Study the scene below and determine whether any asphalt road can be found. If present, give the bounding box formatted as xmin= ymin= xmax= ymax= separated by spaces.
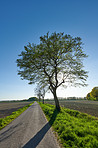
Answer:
xmin=0 ymin=102 xmax=60 ymax=148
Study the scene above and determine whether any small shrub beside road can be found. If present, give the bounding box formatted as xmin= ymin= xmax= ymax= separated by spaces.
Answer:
xmin=0 ymin=102 xmax=33 ymax=130
xmin=40 ymin=103 xmax=98 ymax=148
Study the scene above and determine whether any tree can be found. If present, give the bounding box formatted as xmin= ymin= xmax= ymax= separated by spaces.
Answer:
xmin=35 ymin=85 xmax=46 ymax=104
xmin=35 ymin=86 xmax=41 ymax=102
xmin=28 ymin=97 xmax=38 ymax=101
xmin=87 ymin=87 xmax=98 ymax=101
xmin=16 ymin=32 xmax=88 ymax=111
xmin=86 ymin=93 xmax=91 ymax=100
xmin=90 ymin=87 xmax=98 ymax=100
xmin=86 ymin=87 xmax=98 ymax=101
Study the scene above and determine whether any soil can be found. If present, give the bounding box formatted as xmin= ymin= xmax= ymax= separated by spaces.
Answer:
xmin=45 ymin=100 xmax=98 ymax=117
xmin=0 ymin=102 xmax=32 ymax=118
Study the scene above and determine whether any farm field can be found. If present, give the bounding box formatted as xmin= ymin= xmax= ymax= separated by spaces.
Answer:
xmin=0 ymin=101 xmax=32 ymax=118
xmin=45 ymin=100 xmax=98 ymax=117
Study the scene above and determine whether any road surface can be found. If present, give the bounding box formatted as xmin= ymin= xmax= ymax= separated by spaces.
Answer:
xmin=0 ymin=102 xmax=60 ymax=148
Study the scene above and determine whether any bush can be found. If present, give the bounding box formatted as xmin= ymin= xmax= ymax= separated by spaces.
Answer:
xmin=86 ymin=87 xmax=98 ymax=101
xmin=90 ymin=87 xmax=98 ymax=101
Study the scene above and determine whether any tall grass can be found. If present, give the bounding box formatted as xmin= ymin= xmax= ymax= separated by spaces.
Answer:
xmin=40 ymin=103 xmax=98 ymax=148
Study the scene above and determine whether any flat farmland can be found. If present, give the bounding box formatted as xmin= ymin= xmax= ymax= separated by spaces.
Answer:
xmin=0 ymin=102 xmax=32 ymax=118
xmin=45 ymin=100 xmax=98 ymax=117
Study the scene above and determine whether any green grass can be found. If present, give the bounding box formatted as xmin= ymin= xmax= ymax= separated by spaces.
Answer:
xmin=0 ymin=102 xmax=33 ymax=130
xmin=40 ymin=103 xmax=98 ymax=148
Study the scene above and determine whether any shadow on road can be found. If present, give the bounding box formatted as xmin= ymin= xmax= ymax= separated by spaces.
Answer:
xmin=22 ymin=109 xmax=59 ymax=148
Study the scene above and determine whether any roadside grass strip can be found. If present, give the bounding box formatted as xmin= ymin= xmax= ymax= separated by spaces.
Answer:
xmin=40 ymin=103 xmax=98 ymax=148
xmin=0 ymin=102 xmax=33 ymax=130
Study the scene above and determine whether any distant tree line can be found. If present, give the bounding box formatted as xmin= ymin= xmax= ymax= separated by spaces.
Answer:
xmin=58 ymin=97 xmax=86 ymax=100
xmin=40 ymin=97 xmax=86 ymax=102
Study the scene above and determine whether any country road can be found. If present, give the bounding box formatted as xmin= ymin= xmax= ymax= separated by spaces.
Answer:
xmin=0 ymin=102 xmax=60 ymax=148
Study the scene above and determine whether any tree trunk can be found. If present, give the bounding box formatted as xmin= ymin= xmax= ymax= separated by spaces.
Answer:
xmin=53 ymin=89 xmax=60 ymax=111
xmin=43 ymin=98 xmax=44 ymax=104
xmin=39 ymin=97 xmax=41 ymax=102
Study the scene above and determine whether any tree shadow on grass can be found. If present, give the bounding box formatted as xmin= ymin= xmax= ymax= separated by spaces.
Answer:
xmin=22 ymin=109 xmax=59 ymax=148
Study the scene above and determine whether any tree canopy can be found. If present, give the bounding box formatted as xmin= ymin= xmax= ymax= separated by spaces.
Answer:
xmin=16 ymin=32 xmax=88 ymax=110
xmin=28 ymin=97 xmax=38 ymax=101
xmin=87 ymin=87 xmax=98 ymax=101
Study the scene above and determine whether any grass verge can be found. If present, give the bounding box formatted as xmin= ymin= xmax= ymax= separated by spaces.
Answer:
xmin=39 ymin=103 xmax=98 ymax=148
xmin=0 ymin=102 xmax=33 ymax=130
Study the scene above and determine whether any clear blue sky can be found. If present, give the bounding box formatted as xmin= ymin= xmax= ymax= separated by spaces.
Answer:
xmin=0 ymin=0 xmax=98 ymax=100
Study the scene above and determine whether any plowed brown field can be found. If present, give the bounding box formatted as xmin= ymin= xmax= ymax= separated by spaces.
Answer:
xmin=0 ymin=102 xmax=31 ymax=118
xmin=45 ymin=100 xmax=98 ymax=117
